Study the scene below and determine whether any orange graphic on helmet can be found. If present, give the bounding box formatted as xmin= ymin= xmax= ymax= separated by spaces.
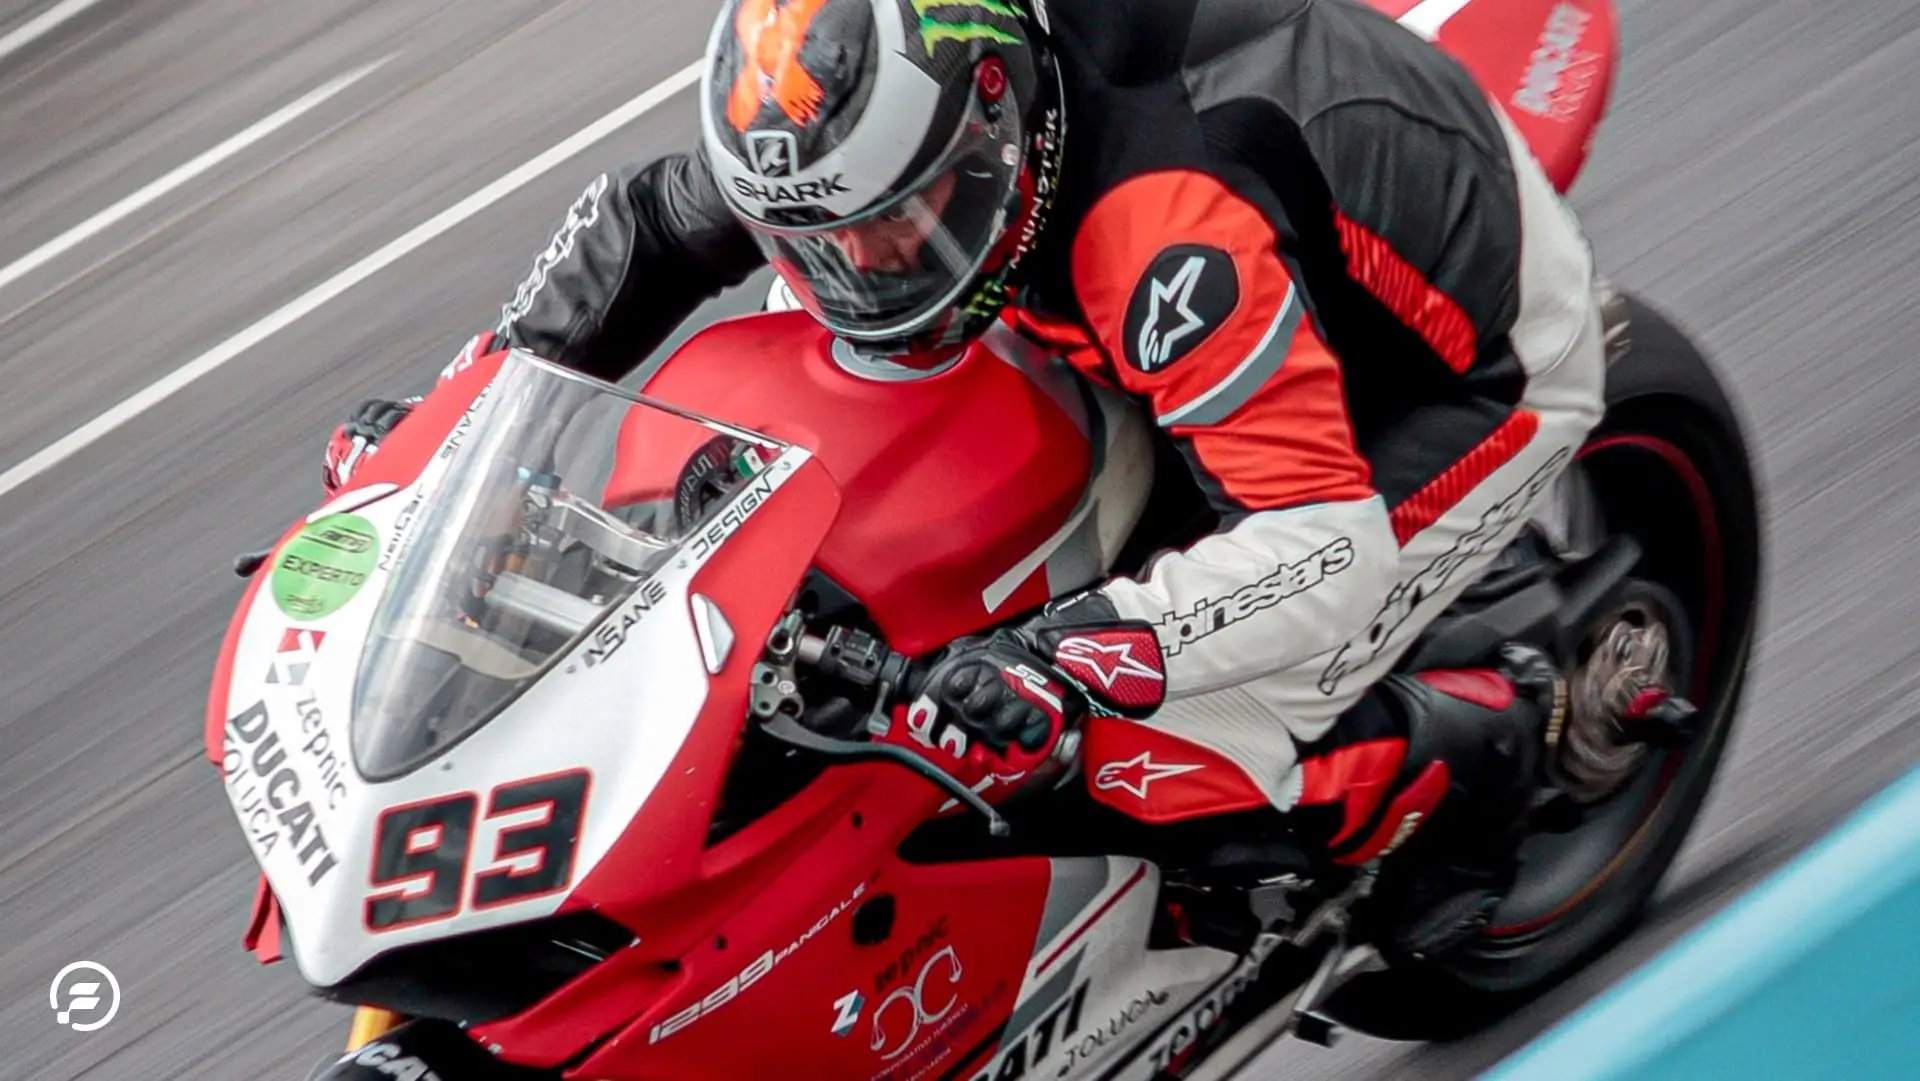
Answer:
xmin=728 ymin=0 xmax=833 ymax=132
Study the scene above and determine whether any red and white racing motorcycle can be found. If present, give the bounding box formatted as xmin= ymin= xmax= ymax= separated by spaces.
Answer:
xmin=208 ymin=1 xmax=1763 ymax=1077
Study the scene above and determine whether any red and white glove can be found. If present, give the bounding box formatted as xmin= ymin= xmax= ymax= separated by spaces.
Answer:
xmin=322 ymin=396 xmax=420 ymax=497
xmin=321 ymin=332 xmax=502 ymax=497
xmin=876 ymin=592 xmax=1170 ymax=809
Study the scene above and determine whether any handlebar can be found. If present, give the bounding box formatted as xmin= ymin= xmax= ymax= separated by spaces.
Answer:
xmin=758 ymin=619 xmax=1010 ymax=837
xmin=231 ymin=549 xmax=1010 ymax=835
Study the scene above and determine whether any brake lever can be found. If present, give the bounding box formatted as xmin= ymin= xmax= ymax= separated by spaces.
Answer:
xmin=757 ymin=688 xmax=1010 ymax=839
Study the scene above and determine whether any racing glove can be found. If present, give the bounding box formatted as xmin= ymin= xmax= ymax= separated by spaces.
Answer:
xmin=322 ymin=396 xmax=419 ymax=497
xmin=320 ymin=332 xmax=502 ymax=497
xmin=878 ymin=592 xmax=1169 ymax=807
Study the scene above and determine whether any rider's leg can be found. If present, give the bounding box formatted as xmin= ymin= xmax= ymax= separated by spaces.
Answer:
xmin=1287 ymin=647 xmax=1562 ymax=958
xmin=1093 ymin=107 xmax=1609 ymax=955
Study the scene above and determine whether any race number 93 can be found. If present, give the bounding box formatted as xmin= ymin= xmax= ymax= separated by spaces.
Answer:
xmin=365 ymin=769 xmax=591 ymax=931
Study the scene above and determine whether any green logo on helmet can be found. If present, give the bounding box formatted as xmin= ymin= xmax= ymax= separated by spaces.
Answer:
xmin=911 ymin=0 xmax=1025 ymax=54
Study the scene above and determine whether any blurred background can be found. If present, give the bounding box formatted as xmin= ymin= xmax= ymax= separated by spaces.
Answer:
xmin=3 ymin=0 xmax=1918 ymax=1077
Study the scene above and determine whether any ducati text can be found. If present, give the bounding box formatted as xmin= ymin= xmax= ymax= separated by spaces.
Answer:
xmin=223 ymin=700 xmax=339 ymax=886
xmin=966 ymin=982 xmax=1089 ymax=1081
xmin=340 ymin=1041 xmax=444 ymax=1081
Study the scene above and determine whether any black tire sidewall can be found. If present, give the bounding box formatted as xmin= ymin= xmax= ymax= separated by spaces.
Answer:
xmin=1320 ymin=291 xmax=1766 ymax=1040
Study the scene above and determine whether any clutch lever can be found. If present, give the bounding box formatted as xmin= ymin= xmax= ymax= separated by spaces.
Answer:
xmin=234 ymin=548 xmax=273 ymax=578
xmin=756 ymin=680 xmax=1010 ymax=838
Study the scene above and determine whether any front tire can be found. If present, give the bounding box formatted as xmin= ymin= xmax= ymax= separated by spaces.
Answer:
xmin=1321 ymin=289 xmax=1766 ymax=1040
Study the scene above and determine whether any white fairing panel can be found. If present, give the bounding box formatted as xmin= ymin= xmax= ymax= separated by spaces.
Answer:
xmin=217 ymin=379 xmax=814 ymax=987
xmin=935 ymin=857 xmax=1225 ymax=1081
xmin=959 ymin=856 xmax=1296 ymax=1081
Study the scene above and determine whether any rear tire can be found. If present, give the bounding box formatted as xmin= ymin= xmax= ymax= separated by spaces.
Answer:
xmin=1320 ymin=288 xmax=1766 ymax=1041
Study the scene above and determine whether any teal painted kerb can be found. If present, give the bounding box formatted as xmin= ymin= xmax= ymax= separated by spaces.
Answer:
xmin=1480 ymin=763 xmax=1920 ymax=1081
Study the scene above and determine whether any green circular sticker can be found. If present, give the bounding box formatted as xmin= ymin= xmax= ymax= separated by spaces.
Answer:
xmin=271 ymin=514 xmax=380 ymax=621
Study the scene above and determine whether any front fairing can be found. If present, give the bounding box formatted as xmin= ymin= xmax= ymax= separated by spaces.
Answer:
xmin=210 ymin=350 xmax=839 ymax=989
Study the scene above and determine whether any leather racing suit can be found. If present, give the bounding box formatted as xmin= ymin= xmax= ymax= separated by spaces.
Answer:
xmin=440 ymin=0 xmax=1608 ymax=951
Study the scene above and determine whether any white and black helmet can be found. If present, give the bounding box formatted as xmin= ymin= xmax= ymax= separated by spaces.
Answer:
xmin=701 ymin=0 xmax=1067 ymax=356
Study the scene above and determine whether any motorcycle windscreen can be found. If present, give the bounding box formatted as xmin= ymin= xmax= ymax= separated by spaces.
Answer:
xmin=348 ymin=352 xmax=789 ymax=780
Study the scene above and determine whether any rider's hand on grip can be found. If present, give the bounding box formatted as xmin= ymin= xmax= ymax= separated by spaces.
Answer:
xmin=320 ymin=331 xmax=503 ymax=498
xmin=323 ymin=396 xmax=420 ymax=497
xmin=877 ymin=634 xmax=1088 ymax=808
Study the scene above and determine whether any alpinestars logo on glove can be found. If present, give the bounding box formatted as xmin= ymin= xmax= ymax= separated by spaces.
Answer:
xmin=1052 ymin=630 xmax=1165 ymax=713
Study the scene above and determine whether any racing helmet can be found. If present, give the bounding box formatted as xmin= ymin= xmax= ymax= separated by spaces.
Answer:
xmin=701 ymin=0 xmax=1067 ymax=357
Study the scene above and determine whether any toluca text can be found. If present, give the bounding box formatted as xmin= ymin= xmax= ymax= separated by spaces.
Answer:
xmin=224 ymin=700 xmax=339 ymax=886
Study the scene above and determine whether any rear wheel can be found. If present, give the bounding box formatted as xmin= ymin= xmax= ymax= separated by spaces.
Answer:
xmin=1321 ymin=288 xmax=1765 ymax=1040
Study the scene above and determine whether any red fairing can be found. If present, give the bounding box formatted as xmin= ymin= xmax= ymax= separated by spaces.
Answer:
xmin=1081 ymin=718 xmax=1272 ymax=825
xmin=468 ymin=458 xmax=848 ymax=1068
xmin=1362 ymin=0 xmax=1620 ymax=193
xmin=344 ymin=343 xmax=509 ymax=497
xmin=573 ymin=857 xmax=1053 ymax=1081
xmin=242 ymin=873 xmax=284 ymax=964
xmin=472 ymin=452 xmax=1060 ymax=1075
xmin=624 ymin=311 xmax=1096 ymax=655
xmin=206 ymin=344 xmax=506 ymax=767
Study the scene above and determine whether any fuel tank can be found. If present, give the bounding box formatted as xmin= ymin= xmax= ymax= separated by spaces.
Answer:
xmin=625 ymin=311 xmax=1155 ymax=655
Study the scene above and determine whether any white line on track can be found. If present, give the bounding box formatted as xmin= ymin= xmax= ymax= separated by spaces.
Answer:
xmin=0 ymin=59 xmax=705 ymax=503
xmin=0 ymin=0 xmax=110 ymax=65
xmin=0 ymin=57 xmax=392 ymax=296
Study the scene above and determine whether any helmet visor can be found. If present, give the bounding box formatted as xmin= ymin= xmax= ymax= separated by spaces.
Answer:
xmin=744 ymin=89 xmax=1025 ymax=342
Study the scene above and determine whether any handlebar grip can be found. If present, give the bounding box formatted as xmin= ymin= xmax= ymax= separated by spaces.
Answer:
xmin=808 ymin=626 xmax=911 ymax=691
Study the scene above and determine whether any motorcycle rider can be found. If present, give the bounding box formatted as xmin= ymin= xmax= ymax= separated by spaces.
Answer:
xmin=325 ymin=0 xmax=1611 ymax=961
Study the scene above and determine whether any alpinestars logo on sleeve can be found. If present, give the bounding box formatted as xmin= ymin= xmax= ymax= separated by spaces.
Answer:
xmin=1122 ymin=245 xmax=1241 ymax=373
xmin=1139 ymin=257 xmax=1207 ymax=367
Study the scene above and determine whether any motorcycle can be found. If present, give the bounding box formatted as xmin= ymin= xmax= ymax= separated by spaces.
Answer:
xmin=207 ymin=0 xmax=1763 ymax=1077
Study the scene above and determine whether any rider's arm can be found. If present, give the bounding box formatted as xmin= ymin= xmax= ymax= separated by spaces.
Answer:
xmin=495 ymin=151 xmax=765 ymax=382
xmin=1068 ymin=170 xmax=1398 ymax=702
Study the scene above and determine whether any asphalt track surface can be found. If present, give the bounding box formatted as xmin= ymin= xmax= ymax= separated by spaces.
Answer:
xmin=3 ymin=0 xmax=1918 ymax=1078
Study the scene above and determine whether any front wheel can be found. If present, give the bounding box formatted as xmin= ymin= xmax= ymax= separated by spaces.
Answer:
xmin=1321 ymin=287 xmax=1766 ymax=1040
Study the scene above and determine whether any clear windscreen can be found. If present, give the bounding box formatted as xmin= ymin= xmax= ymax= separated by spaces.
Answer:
xmin=348 ymin=352 xmax=787 ymax=780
